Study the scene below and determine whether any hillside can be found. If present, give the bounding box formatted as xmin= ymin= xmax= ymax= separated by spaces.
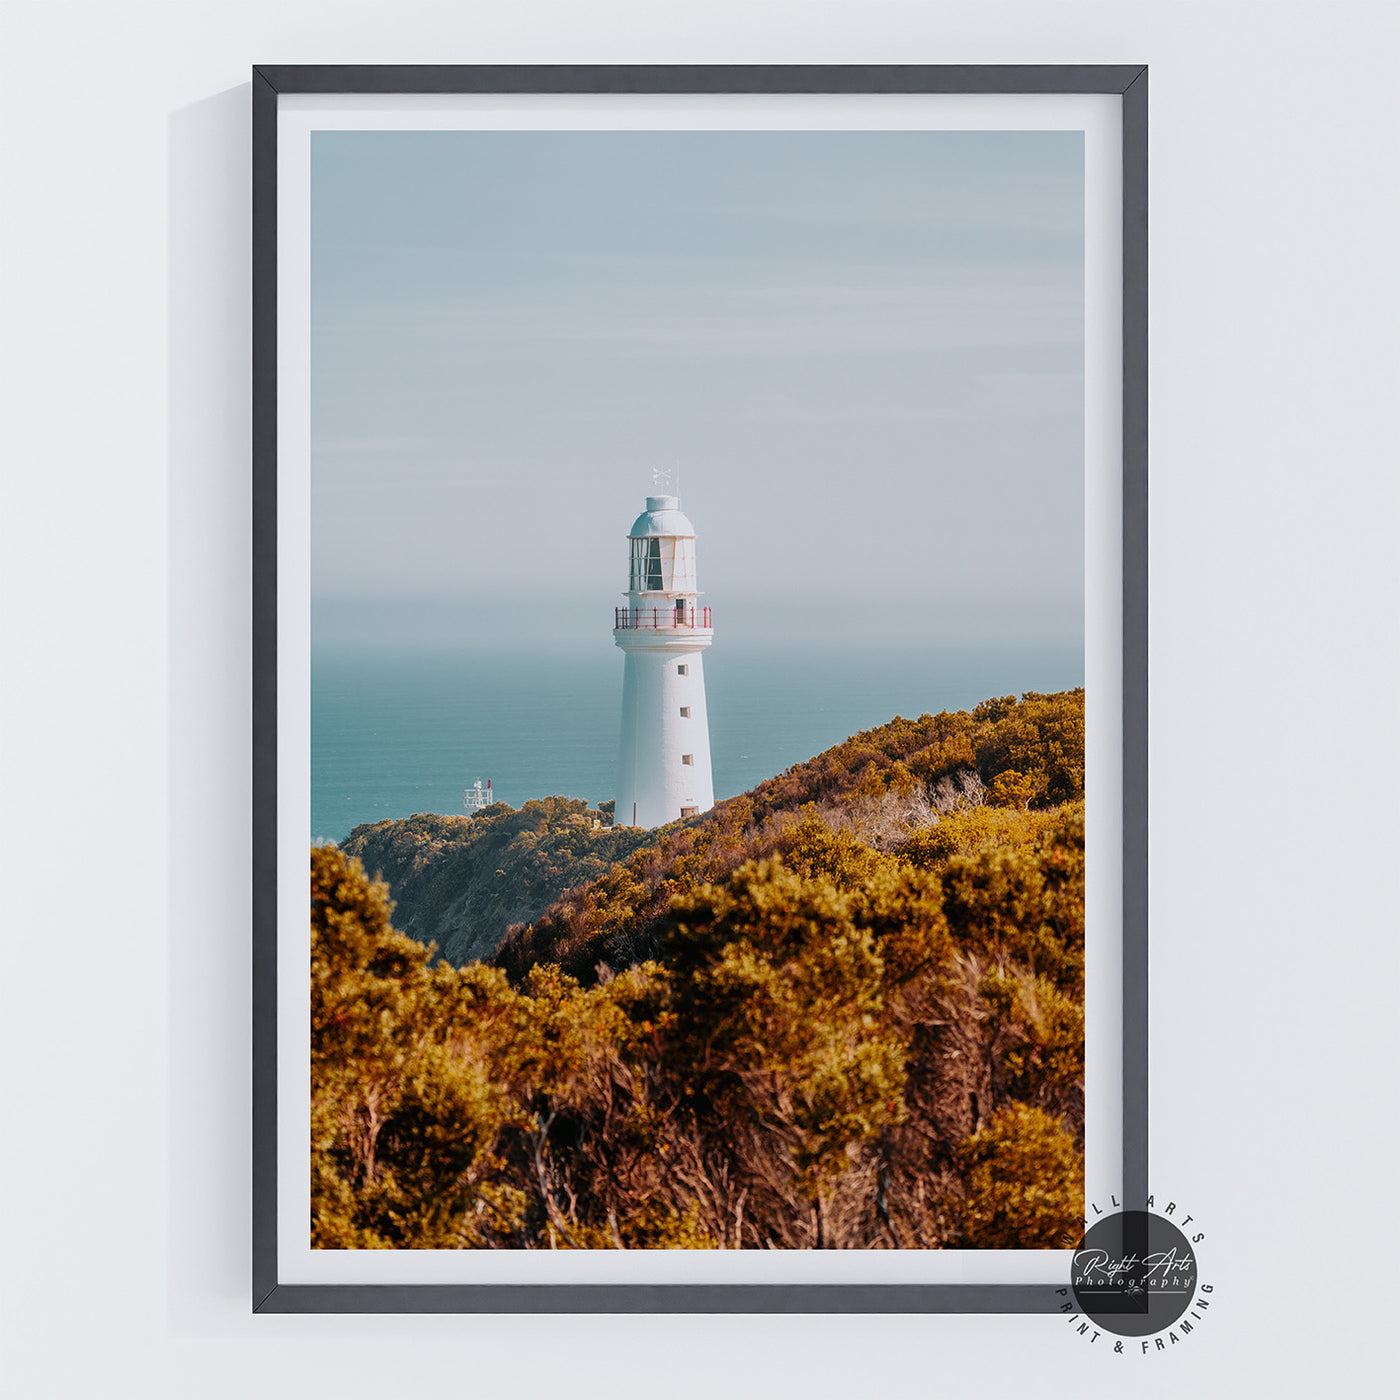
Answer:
xmin=311 ymin=686 xmax=1088 ymax=1250
xmin=496 ymin=688 xmax=1084 ymax=982
xmin=343 ymin=689 xmax=1083 ymax=975
xmin=339 ymin=798 xmax=650 ymax=965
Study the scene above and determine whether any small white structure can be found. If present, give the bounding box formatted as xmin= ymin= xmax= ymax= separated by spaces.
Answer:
xmin=613 ymin=493 xmax=715 ymax=828
xmin=463 ymin=778 xmax=495 ymax=813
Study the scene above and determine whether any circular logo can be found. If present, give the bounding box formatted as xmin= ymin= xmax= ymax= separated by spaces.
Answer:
xmin=1071 ymin=1210 xmax=1199 ymax=1337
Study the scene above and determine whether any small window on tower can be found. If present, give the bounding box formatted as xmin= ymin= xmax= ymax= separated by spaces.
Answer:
xmin=681 ymin=754 xmax=694 ymax=766
xmin=680 ymin=806 xmax=699 ymax=818
xmin=677 ymin=664 xmax=687 ymax=676
xmin=679 ymin=706 xmax=690 ymax=717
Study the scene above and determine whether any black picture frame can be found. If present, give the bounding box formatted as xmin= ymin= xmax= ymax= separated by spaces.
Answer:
xmin=253 ymin=63 xmax=1148 ymax=1314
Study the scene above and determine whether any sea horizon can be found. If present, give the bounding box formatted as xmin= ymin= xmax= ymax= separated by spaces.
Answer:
xmin=311 ymin=637 xmax=1084 ymax=843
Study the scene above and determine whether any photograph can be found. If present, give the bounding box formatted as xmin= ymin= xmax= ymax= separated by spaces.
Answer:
xmin=307 ymin=126 xmax=1089 ymax=1252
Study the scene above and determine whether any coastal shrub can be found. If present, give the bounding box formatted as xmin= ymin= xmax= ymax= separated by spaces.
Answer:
xmin=311 ymin=844 xmax=524 ymax=1247
xmin=341 ymin=800 xmax=650 ymax=965
xmin=949 ymin=1105 xmax=1085 ymax=1249
xmin=498 ymin=689 xmax=1085 ymax=982
xmin=976 ymin=690 xmax=1086 ymax=807
xmin=312 ymin=688 xmax=1087 ymax=1251
xmin=898 ymin=805 xmax=1050 ymax=869
xmin=939 ymin=803 xmax=1086 ymax=994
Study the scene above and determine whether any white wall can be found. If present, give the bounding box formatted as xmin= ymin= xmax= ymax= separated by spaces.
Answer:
xmin=1 ymin=2 xmax=1395 ymax=1395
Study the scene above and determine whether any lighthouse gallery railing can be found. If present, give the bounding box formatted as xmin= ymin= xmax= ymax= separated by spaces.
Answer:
xmin=614 ymin=605 xmax=712 ymax=630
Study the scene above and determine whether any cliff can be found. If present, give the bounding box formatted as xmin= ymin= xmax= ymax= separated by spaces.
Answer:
xmin=338 ymin=797 xmax=650 ymax=965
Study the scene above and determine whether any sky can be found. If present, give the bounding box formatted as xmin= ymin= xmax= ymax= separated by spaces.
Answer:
xmin=310 ymin=130 xmax=1084 ymax=654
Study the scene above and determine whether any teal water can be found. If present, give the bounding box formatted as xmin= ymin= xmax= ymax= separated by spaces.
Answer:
xmin=311 ymin=643 xmax=1084 ymax=842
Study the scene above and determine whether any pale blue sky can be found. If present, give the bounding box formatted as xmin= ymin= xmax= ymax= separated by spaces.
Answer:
xmin=311 ymin=130 xmax=1084 ymax=652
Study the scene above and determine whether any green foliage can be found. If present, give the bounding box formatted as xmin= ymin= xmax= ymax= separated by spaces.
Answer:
xmin=940 ymin=803 xmax=1086 ymax=994
xmin=977 ymin=968 xmax=1085 ymax=1114
xmin=499 ymin=689 xmax=1085 ymax=983
xmin=310 ymin=845 xmax=524 ymax=1247
xmin=340 ymin=798 xmax=650 ymax=966
xmin=899 ymin=805 xmax=1052 ymax=869
xmin=987 ymin=769 xmax=1037 ymax=810
xmin=949 ymin=1105 xmax=1085 ymax=1249
xmin=976 ymin=690 xmax=1086 ymax=808
xmin=312 ymin=687 xmax=1087 ymax=1251
xmin=780 ymin=812 xmax=902 ymax=889
xmin=659 ymin=860 xmax=947 ymax=1220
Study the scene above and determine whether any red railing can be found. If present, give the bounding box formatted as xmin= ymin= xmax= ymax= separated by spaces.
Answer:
xmin=614 ymin=605 xmax=713 ymax=630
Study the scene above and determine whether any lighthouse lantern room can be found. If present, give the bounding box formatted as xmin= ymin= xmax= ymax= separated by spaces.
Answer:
xmin=613 ymin=493 xmax=714 ymax=828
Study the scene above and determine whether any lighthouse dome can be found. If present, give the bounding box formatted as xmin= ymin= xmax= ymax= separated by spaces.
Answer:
xmin=629 ymin=495 xmax=695 ymax=538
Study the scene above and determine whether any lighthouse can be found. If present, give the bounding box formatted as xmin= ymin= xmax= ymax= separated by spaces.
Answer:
xmin=613 ymin=493 xmax=715 ymax=828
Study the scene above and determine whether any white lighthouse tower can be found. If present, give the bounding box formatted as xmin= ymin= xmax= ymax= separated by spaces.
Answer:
xmin=613 ymin=490 xmax=715 ymax=828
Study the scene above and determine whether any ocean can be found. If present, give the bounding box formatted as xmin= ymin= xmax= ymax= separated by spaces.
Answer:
xmin=311 ymin=642 xmax=1084 ymax=843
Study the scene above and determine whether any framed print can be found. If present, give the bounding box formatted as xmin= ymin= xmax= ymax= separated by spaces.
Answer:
xmin=252 ymin=64 xmax=1147 ymax=1313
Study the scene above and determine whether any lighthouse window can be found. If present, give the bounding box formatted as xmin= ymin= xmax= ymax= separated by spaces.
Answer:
xmin=677 ymin=664 xmax=687 ymax=675
xmin=679 ymin=706 xmax=690 ymax=717
xmin=681 ymin=754 xmax=694 ymax=766
xmin=629 ymin=536 xmax=665 ymax=591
